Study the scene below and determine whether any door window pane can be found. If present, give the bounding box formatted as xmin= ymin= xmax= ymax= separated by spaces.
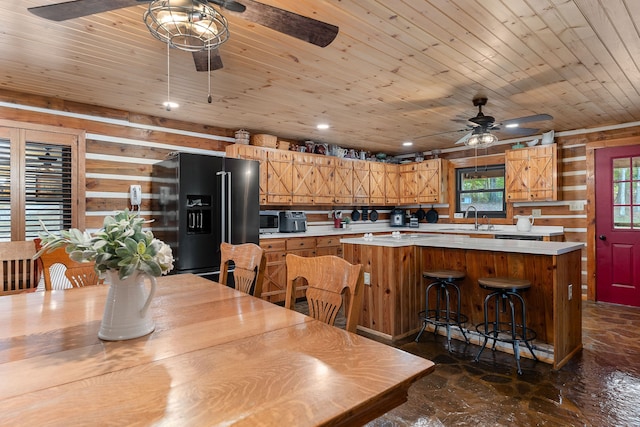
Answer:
xmin=613 ymin=158 xmax=630 ymax=180
xmin=612 ymin=156 xmax=639 ymax=230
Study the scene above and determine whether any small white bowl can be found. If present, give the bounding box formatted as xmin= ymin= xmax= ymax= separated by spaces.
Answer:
xmin=526 ymin=138 xmax=539 ymax=147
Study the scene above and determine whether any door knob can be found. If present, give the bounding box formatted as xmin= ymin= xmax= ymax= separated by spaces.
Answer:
xmin=599 ymin=235 xmax=606 ymax=241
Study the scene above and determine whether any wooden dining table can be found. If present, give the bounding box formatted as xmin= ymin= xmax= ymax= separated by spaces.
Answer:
xmin=0 ymin=273 xmax=434 ymax=426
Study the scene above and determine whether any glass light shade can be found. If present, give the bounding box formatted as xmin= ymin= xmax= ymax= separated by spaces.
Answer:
xmin=466 ymin=131 xmax=497 ymax=148
xmin=144 ymin=0 xmax=229 ymax=52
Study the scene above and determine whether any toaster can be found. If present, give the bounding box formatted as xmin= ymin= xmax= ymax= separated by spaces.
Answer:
xmin=279 ymin=211 xmax=307 ymax=233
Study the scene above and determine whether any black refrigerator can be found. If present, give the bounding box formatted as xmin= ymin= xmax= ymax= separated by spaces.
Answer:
xmin=151 ymin=152 xmax=259 ymax=280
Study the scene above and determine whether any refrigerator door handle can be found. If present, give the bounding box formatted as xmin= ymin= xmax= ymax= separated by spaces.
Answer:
xmin=216 ymin=171 xmax=226 ymax=242
xmin=226 ymin=171 xmax=232 ymax=243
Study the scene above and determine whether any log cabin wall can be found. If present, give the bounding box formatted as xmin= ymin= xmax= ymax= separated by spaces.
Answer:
xmin=2 ymin=89 xmax=639 ymax=299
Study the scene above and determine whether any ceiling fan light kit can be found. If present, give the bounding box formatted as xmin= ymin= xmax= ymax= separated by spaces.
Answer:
xmin=144 ymin=0 xmax=230 ymax=52
xmin=465 ymin=129 xmax=497 ymax=148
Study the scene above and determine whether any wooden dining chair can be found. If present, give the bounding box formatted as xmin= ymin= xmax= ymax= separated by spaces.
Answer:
xmin=219 ymin=242 xmax=266 ymax=298
xmin=285 ymin=254 xmax=364 ymax=333
xmin=34 ymin=238 xmax=101 ymax=290
xmin=0 ymin=241 xmax=40 ymax=295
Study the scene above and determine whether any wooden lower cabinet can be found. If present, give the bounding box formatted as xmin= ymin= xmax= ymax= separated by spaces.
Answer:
xmin=259 ymin=239 xmax=287 ymax=303
xmin=259 ymin=236 xmax=345 ymax=303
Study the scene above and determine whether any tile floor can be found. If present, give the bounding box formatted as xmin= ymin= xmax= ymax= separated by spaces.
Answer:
xmin=363 ymin=301 xmax=640 ymax=426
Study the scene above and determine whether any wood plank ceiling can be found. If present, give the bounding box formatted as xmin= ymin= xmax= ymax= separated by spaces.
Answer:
xmin=2 ymin=1 xmax=640 ymax=155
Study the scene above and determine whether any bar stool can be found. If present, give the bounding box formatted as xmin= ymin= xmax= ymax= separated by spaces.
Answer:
xmin=474 ymin=277 xmax=538 ymax=375
xmin=416 ymin=269 xmax=469 ymax=349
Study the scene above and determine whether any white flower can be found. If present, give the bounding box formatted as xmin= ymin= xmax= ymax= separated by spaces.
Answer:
xmin=153 ymin=239 xmax=175 ymax=275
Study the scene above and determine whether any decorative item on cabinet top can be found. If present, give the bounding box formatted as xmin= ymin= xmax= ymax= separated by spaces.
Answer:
xmin=235 ymin=129 xmax=250 ymax=145
xmin=251 ymin=134 xmax=277 ymax=148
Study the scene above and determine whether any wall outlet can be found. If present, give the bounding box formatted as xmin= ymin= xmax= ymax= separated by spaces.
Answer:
xmin=532 ymin=209 xmax=542 ymax=217
xmin=568 ymin=284 xmax=573 ymax=300
xmin=454 ymin=213 xmax=464 ymax=219
xmin=363 ymin=272 xmax=371 ymax=285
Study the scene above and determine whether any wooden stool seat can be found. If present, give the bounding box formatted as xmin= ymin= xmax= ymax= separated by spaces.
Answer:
xmin=424 ymin=270 xmax=465 ymax=281
xmin=478 ymin=277 xmax=531 ymax=291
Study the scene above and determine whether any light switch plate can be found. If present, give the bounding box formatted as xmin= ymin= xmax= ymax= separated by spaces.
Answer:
xmin=532 ymin=209 xmax=542 ymax=217
xmin=569 ymin=201 xmax=584 ymax=211
xmin=454 ymin=213 xmax=464 ymax=219
xmin=363 ymin=272 xmax=371 ymax=285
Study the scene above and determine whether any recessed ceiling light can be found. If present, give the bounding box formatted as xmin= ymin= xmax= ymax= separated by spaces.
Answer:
xmin=402 ymin=141 xmax=413 ymax=146
xmin=163 ymin=101 xmax=179 ymax=111
xmin=317 ymin=123 xmax=330 ymax=130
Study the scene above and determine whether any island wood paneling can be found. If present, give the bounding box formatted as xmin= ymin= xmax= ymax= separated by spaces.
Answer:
xmin=342 ymin=243 xmax=420 ymax=339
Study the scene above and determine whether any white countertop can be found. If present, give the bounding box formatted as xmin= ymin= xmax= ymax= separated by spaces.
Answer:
xmin=340 ymin=233 xmax=583 ymax=256
xmin=259 ymin=222 xmax=564 ymax=239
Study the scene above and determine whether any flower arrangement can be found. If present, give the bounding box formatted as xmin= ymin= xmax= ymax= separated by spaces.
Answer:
xmin=36 ymin=209 xmax=174 ymax=280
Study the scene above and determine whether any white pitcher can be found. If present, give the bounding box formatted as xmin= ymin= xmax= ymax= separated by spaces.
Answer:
xmin=516 ymin=215 xmax=534 ymax=232
xmin=98 ymin=270 xmax=156 ymax=341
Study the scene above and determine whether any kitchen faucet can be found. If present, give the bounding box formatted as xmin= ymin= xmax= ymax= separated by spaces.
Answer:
xmin=482 ymin=214 xmax=494 ymax=231
xmin=465 ymin=205 xmax=478 ymax=231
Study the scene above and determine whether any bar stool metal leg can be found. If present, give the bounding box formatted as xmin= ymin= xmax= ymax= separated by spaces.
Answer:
xmin=416 ymin=270 xmax=469 ymax=350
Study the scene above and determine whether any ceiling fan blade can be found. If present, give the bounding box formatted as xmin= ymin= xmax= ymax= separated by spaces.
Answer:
xmin=503 ymin=127 xmax=540 ymax=136
xmin=225 ymin=0 xmax=339 ymax=47
xmin=193 ymin=49 xmax=224 ymax=72
xmin=501 ymin=113 xmax=553 ymax=126
xmin=209 ymin=0 xmax=246 ymax=12
xmin=28 ymin=0 xmax=143 ymax=21
xmin=455 ymin=132 xmax=473 ymax=145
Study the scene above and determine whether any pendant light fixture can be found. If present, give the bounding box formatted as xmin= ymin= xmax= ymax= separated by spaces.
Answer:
xmin=144 ymin=0 xmax=230 ymax=107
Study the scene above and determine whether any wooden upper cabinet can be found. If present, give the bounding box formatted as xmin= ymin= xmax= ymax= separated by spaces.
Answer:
xmin=399 ymin=163 xmax=418 ymax=204
xmin=384 ymin=164 xmax=400 ymax=205
xmin=369 ymin=162 xmax=386 ymax=205
xmin=416 ymin=159 xmax=448 ymax=204
xmin=313 ymin=155 xmax=335 ymax=205
xmin=267 ymin=150 xmax=293 ymax=204
xmin=352 ymin=160 xmax=370 ymax=205
xmin=226 ymin=144 xmax=268 ymax=204
xmin=291 ymin=152 xmax=315 ymax=204
xmin=333 ymin=158 xmax=353 ymax=204
xmin=505 ymin=144 xmax=558 ymax=202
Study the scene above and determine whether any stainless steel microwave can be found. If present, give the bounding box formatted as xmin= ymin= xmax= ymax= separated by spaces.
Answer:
xmin=259 ymin=210 xmax=280 ymax=234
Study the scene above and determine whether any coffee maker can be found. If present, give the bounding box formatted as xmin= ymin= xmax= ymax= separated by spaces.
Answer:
xmin=389 ymin=208 xmax=406 ymax=227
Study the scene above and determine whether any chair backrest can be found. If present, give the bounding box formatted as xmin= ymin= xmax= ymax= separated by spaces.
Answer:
xmin=34 ymin=238 xmax=101 ymax=290
xmin=285 ymin=254 xmax=364 ymax=333
xmin=219 ymin=242 xmax=266 ymax=298
xmin=0 ymin=241 xmax=40 ymax=295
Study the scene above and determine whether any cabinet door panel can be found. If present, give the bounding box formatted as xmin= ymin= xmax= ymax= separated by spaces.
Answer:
xmin=313 ymin=156 xmax=335 ymax=205
xmin=384 ymin=164 xmax=400 ymax=205
xmin=292 ymin=153 xmax=314 ymax=204
xmin=352 ymin=160 xmax=370 ymax=205
xmin=369 ymin=162 xmax=386 ymax=205
xmin=267 ymin=151 xmax=293 ymax=204
xmin=333 ymin=159 xmax=353 ymax=205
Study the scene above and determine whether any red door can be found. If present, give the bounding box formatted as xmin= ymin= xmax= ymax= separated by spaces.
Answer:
xmin=595 ymin=145 xmax=640 ymax=306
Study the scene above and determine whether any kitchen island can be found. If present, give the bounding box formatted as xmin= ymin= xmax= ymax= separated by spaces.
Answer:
xmin=341 ymin=234 xmax=584 ymax=369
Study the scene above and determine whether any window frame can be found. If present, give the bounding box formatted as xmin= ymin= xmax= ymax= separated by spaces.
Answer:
xmin=0 ymin=120 xmax=85 ymax=241
xmin=455 ymin=164 xmax=507 ymax=219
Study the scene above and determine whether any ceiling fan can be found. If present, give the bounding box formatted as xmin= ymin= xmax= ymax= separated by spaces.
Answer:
xmin=452 ymin=96 xmax=553 ymax=145
xmin=414 ymin=96 xmax=552 ymax=146
xmin=28 ymin=0 xmax=339 ymax=72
